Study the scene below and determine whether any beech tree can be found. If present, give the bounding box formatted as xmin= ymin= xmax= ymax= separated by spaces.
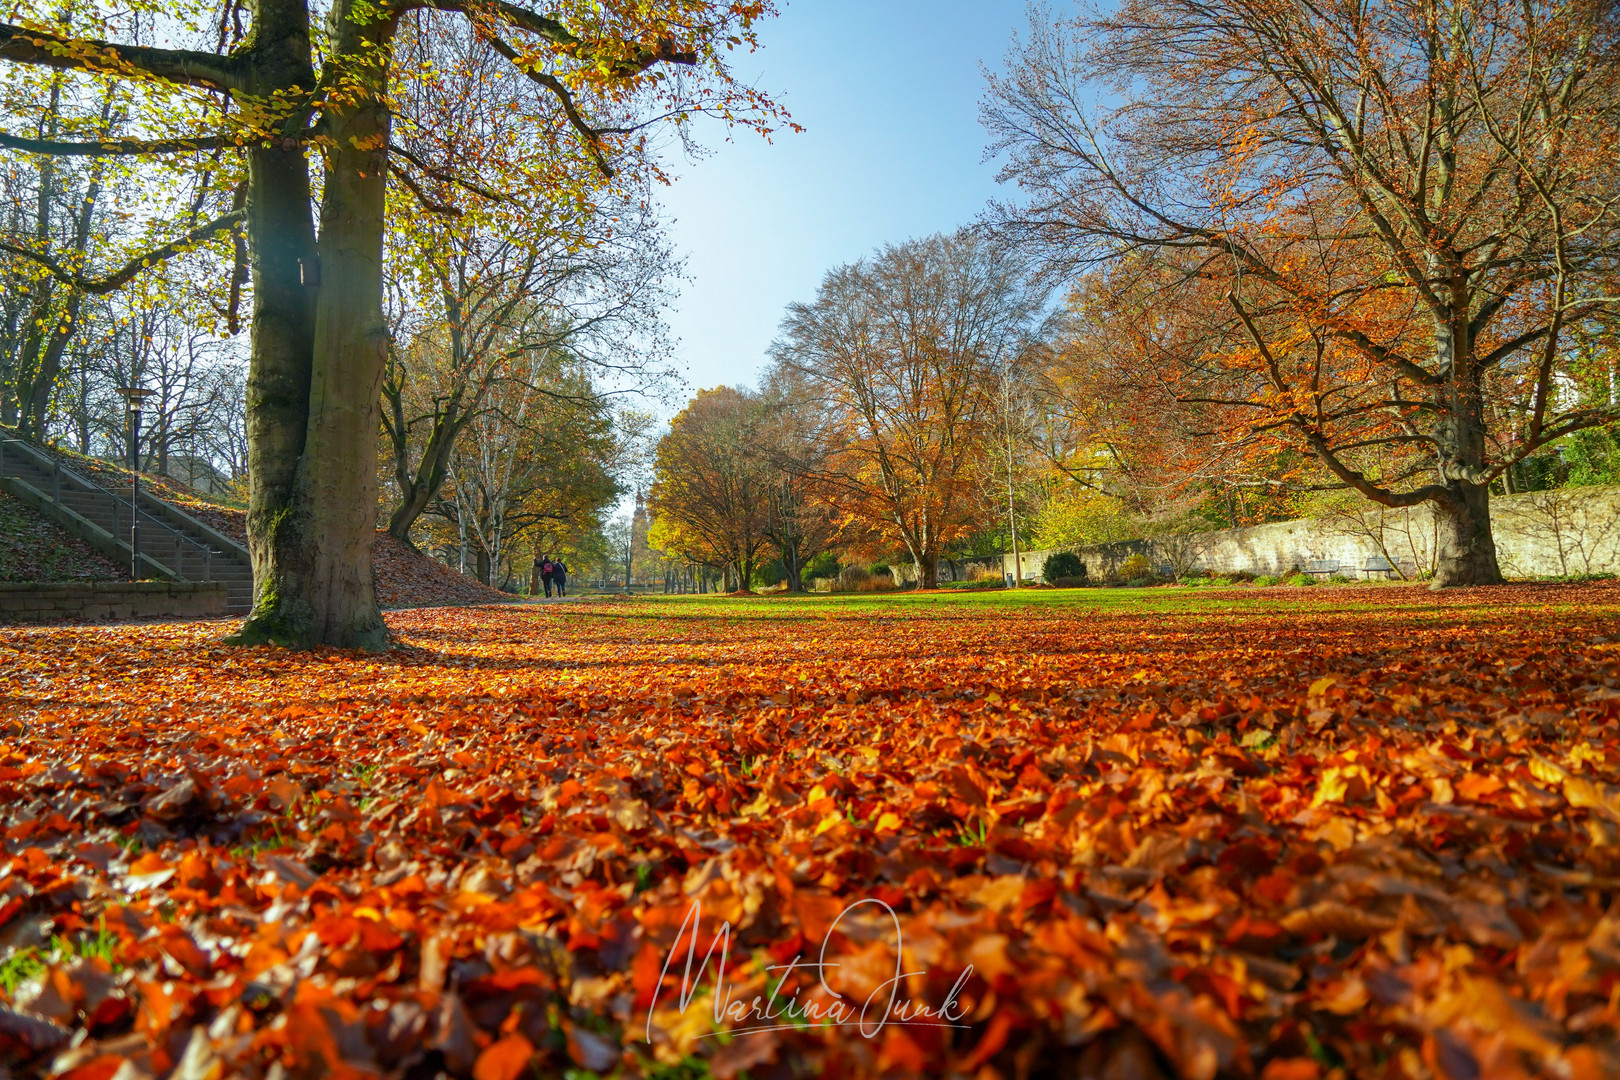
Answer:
xmin=756 ymin=403 xmax=836 ymax=593
xmin=648 ymin=386 xmax=773 ymax=590
xmin=0 ymin=72 xmax=116 ymax=437
xmin=0 ymin=0 xmax=785 ymax=647
xmin=431 ymin=349 xmax=618 ymax=586
xmin=769 ymin=231 xmax=1039 ymax=589
xmin=380 ymin=15 xmax=676 ymax=546
xmin=985 ymin=0 xmax=1620 ymax=587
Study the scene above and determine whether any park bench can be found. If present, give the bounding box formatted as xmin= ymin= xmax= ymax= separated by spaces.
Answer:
xmin=1302 ymin=559 xmax=1341 ymax=577
xmin=1362 ymin=555 xmax=1399 ymax=579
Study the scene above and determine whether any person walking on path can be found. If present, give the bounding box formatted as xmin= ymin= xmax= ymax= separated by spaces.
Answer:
xmin=539 ymin=557 xmax=555 ymax=598
xmin=553 ymin=559 xmax=568 ymax=597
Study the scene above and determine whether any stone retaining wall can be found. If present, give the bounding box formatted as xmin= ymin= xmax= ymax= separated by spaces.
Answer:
xmin=0 ymin=581 xmax=228 ymax=625
xmin=972 ymin=485 xmax=1620 ymax=583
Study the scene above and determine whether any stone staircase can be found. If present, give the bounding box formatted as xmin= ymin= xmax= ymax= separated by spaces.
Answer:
xmin=0 ymin=434 xmax=253 ymax=613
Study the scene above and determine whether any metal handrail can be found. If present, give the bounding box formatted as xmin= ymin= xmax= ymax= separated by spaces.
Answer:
xmin=112 ymin=498 xmax=221 ymax=581
xmin=1 ymin=434 xmax=225 ymax=583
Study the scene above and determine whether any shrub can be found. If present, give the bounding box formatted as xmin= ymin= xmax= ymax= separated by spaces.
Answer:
xmin=1253 ymin=574 xmax=1280 ymax=587
xmin=1182 ymin=575 xmax=1231 ymax=588
xmin=1042 ymin=551 xmax=1086 ymax=585
xmin=1125 ymin=576 xmax=1156 ymax=588
xmin=1118 ymin=553 xmax=1153 ymax=581
xmin=969 ymin=564 xmax=1004 ymax=583
xmin=1284 ymin=572 xmax=1317 ymax=586
xmin=1329 ymin=573 xmax=1356 ymax=584
xmin=803 ymin=550 xmax=840 ymax=581
xmin=856 ymin=575 xmax=896 ymax=593
xmin=870 ymin=563 xmax=891 ymax=579
xmin=1226 ymin=570 xmax=1256 ymax=583
xmin=837 ymin=566 xmax=870 ymax=591
xmin=1053 ymin=575 xmax=1087 ymax=588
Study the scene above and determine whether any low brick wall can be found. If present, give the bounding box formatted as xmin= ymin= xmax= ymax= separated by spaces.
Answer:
xmin=0 ymin=581 xmax=229 ymax=625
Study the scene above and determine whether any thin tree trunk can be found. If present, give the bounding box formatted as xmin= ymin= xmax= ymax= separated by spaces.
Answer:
xmin=384 ymin=388 xmax=468 ymax=543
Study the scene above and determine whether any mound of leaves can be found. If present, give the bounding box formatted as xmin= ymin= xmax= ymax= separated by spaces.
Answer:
xmin=1 ymin=584 xmax=1618 ymax=1079
xmin=372 ymin=533 xmax=513 ymax=609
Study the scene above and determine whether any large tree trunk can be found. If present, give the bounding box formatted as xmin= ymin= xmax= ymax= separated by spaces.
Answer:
xmin=899 ymin=530 xmax=940 ymax=590
xmin=232 ymin=135 xmax=318 ymax=645
xmin=917 ymin=550 xmax=939 ymax=590
xmin=230 ymin=0 xmax=392 ymax=649
xmin=1430 ymin=482 xmax=1502 ymax=588
xmin=297 ymin=87 xmax=393 ymax=643
xmin=1428 ymin=330 xmax=1505 ymax=589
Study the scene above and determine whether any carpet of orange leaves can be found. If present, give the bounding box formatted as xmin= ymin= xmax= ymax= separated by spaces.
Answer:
xmin=1 ymin=584 xmax=1619 ymax=1080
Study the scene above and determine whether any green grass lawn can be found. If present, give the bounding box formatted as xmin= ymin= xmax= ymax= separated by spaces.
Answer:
xmin=591 ymin=579 xmax=1620 ymax=621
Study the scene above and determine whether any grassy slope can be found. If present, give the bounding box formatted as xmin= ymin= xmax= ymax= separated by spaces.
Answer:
xmin=0 ymin=490 xmax=124 ymax=582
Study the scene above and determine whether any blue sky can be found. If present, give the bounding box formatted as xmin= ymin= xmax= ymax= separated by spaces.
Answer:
xmin=654 ymin=0 xmax=1034 ymax=397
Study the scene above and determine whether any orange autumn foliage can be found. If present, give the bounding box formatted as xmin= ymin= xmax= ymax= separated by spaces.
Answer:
xmin=986 ymin=0 xmax=1620 ymax=588
xmin=770 ymin=231 xmax=1041 ymax=588
xmin=0 ymin=586 xmax=1618 ymax=1077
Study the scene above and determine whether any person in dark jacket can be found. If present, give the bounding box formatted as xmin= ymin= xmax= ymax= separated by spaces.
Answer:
xmin=538 ymin=557 xmax=555 ymax=598
xmin=552 ymin=559 xmax=568 ymax=597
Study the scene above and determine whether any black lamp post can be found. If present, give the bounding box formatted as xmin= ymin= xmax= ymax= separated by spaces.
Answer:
xmin=114 ymin=386 xmax=156 ymax=581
